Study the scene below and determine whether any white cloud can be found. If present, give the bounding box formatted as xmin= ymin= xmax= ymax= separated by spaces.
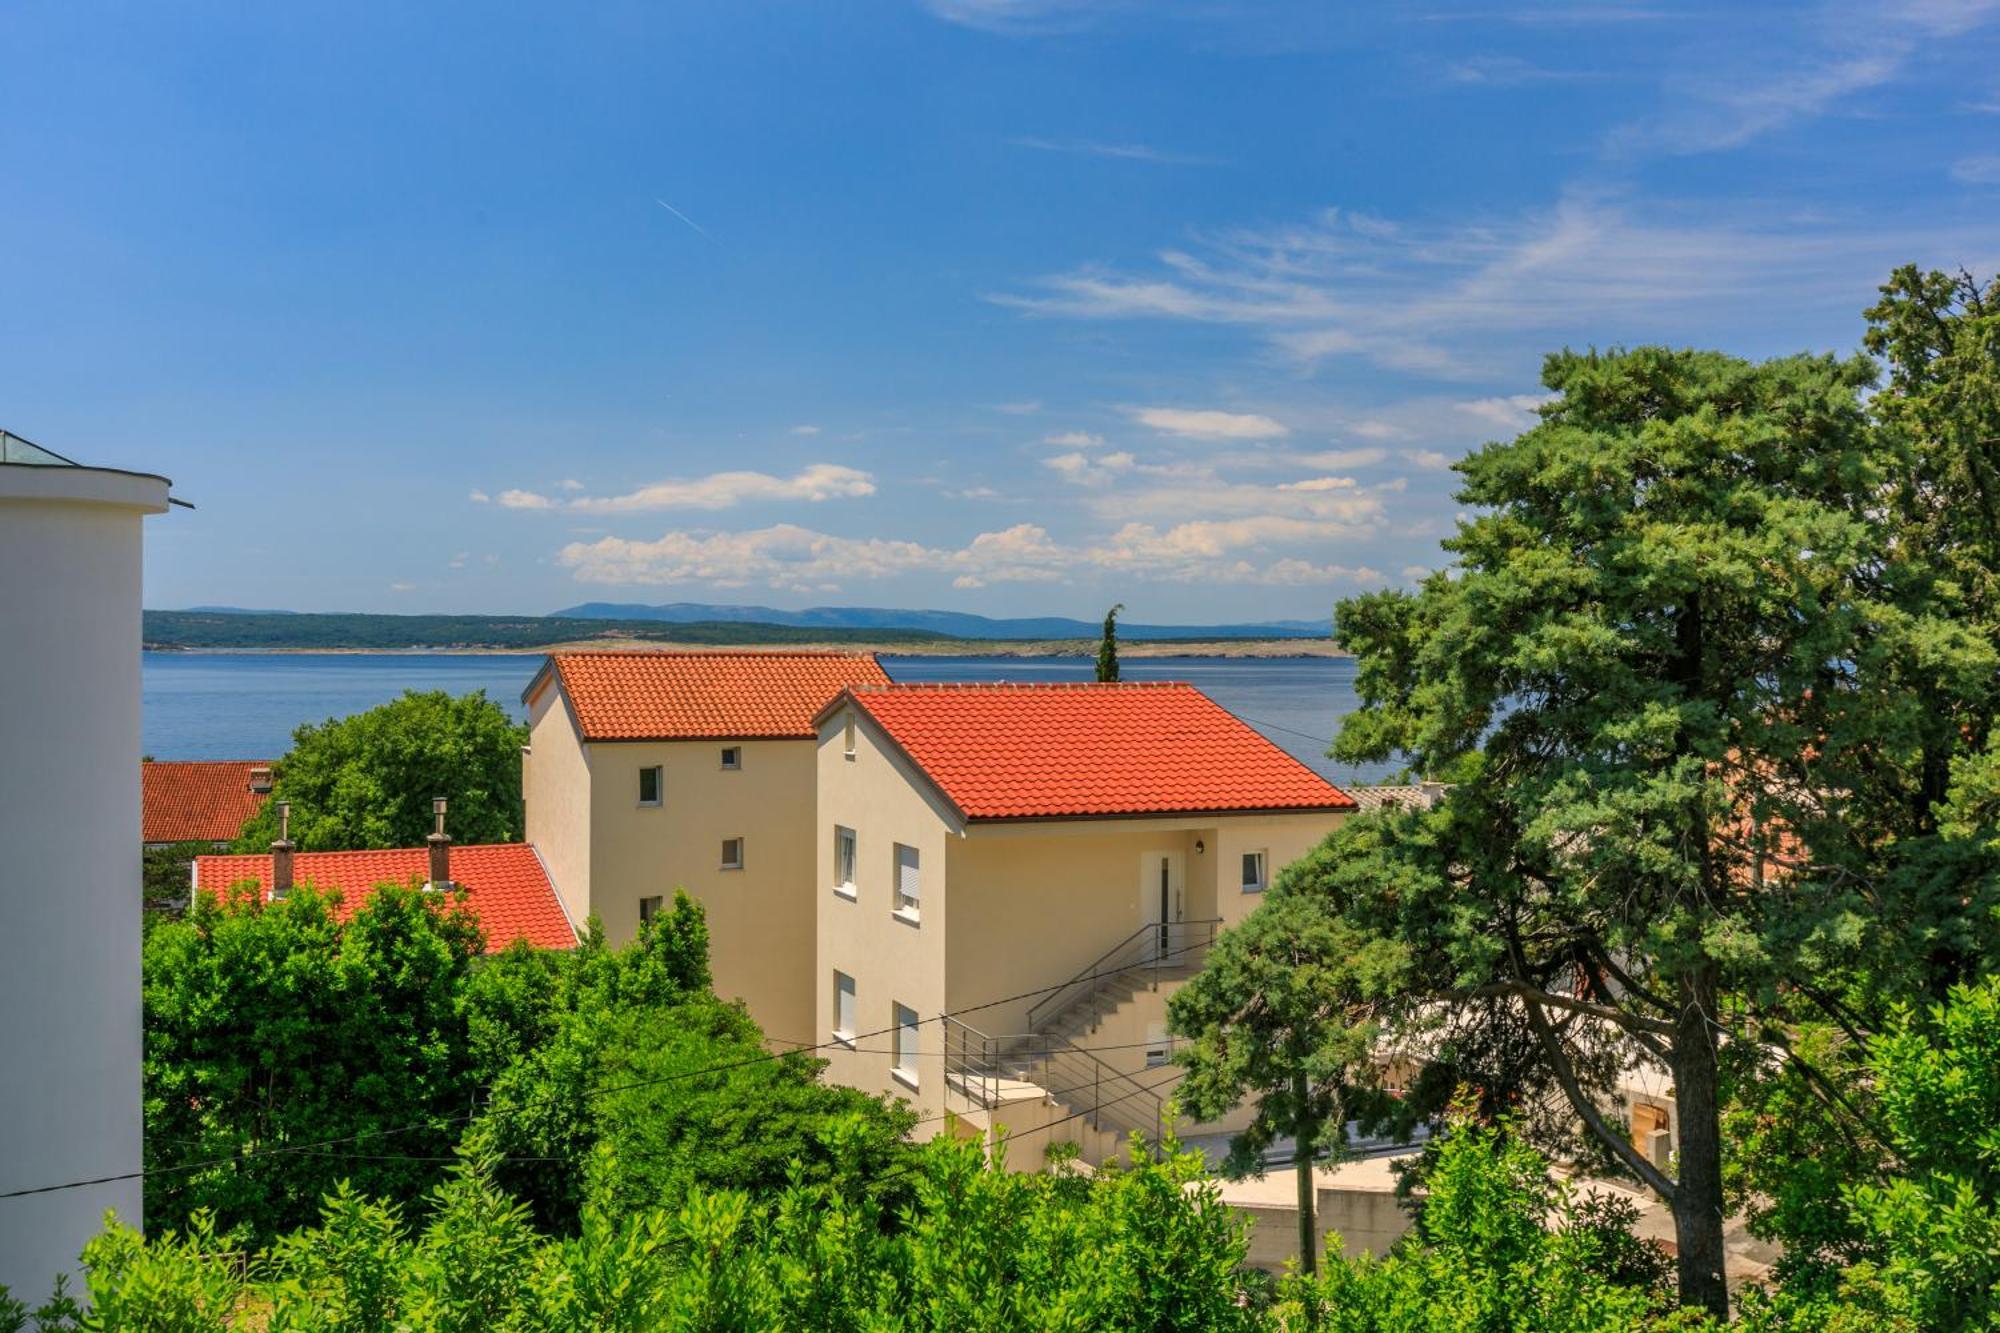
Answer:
xmin=468 ymin=489 xmax=491 ymax=503
xmin=1443 ymin=54 xmax=1598 ymax=86
xmin=922 ymin=0 xmax=1117 ymax=33
xmin=558 ymin=505 xmax=1393 ymax=592
xmin=1457 ymin=393 xmax=1556 ymax=431
xmin=448 ymin=552 xmax=469 ymax=569
xmin=1042 ymin=450 xmax=1137 ymax=485
xmin=996 ymin=195 xmax=1984 ymax=378
xmin=791 ymin=424 xmax=822 ymax=435
xmin=1129 ymin=407 xmax=1289 ymax=440
xmin=1411 ymin=449 xmax=1455 ymax=470
xmin=498 ymin=489 xmax=557 ymax=510
xmin=389 ymin=580 xmax=417 ymax=592
xmin=1952 ymin=154 xmax=2000 ymax=184
xmin=1350 ymin=420 xmax=1402 ymax=440
xmin=558 ymin=478 xmax=585 ymax=492
xmin=1045 ymin=430 xmax=1106 ymax=447
xmin=1294 ymin=447 xmax=1390 ymax=469
xmin=556 ymin=465 xmax=876 ymax=513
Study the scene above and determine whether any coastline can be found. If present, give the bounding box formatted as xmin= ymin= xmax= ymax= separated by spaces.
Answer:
xmin=145 ymin=637 xmax=1347 ymax=660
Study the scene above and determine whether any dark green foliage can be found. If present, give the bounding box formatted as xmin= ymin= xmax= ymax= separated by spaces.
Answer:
xmin=235 ymin=690 xmax=525 ymax=851
xmin=142 ymin=884 xmax=490 ymax=1243
xmin=142 ymin=840 xmax=212 ymax=911
xmin=143 ymin=610 xmax=962 ymax=651
xmin=1097 ymin=603 xmax=1124 ymax=682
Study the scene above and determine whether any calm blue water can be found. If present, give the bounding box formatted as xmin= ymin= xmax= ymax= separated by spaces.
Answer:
xmin=142 ymin=652 xmax=1399 ymax=787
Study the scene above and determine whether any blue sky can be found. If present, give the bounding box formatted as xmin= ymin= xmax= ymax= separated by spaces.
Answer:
xmin=3 ymin=1 xmax=1995 ymax=623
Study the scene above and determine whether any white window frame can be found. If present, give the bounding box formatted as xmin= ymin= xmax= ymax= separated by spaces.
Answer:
xmin=638 ymin=765 xmax=663 ymax=808
xmin=833 ymin=971 xmax=857 ymax=1046
xmin=1241 ymin=849 xmax=1269 ymax=894
xmin=891 ymin=1002 xmax=919 ymax=1088
xmin=843 ymin=712 xmax=857 ymax=759
xmin=720 ymin=837 xmax=745 ymax=871
xmin=720 ymin=746 xmax=742 ymax=770
xmin=893 ymin=843 xmax=921 ymax=923
xmin=833 ymin=826 xmax=858 ymax=900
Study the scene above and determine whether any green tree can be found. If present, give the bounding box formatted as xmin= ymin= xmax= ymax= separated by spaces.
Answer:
xmin=1323 ymin=345 xmax=1892 ymax=1316
xmin=1096 ymin=603 xmax=1125 ymax=683
xmin=1168 ymin=886 xmax=1400 ymax=1274
xmin=142 ymin=840 xmax=212 ymax=912
xmin=236 ymin=690 xmax=525 ymax=852
xmin=143 ymin=883 xmax=489 ymax=1242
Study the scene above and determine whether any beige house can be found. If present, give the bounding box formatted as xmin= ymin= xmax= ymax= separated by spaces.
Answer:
xmin=811 ymin=681 xmax=1357 ymax=1164
xmin=521 ymin=650 xmax=890 ymax=1046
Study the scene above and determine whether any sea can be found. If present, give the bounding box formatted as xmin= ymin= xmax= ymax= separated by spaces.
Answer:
xmin=141 ymin=652 xmax=1404 ymax=788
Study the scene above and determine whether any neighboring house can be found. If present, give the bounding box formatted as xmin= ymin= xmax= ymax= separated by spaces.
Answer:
xmin=811 ymin=681 xmax=1358 ymax=1164
xmin=521 ymin=650 xmax=892 ymax=1045
xmin=192 ymin=842 xmax=577 ymax=954
xmin=1346 ymin=782 xmax=1448 ymax=814
xmin=142 ymin=758 xmax=274 ymax=849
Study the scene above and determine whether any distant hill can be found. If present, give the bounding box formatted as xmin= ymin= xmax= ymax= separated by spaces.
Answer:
xmin=180 ymin=605 xmax=300 ymax=616
xmin=143 ymin=611 xmax=961 ymax=652
xmin=551 ymin=601 xmax=1328 ymax=641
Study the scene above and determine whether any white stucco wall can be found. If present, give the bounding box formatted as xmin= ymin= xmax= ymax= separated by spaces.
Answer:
xmin=0 ymin=463 xmax=169 ymax=1299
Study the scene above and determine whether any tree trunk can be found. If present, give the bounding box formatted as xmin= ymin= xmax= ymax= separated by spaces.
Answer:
xmin=1670 ymin=965 xmax=1729 ymax=1318
xmin=1295 ymin=1070 xmax=1317 ymax=1276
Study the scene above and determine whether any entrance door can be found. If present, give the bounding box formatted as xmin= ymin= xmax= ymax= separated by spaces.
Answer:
xmin=1139 ymin=850 xmax=1185 ymax=961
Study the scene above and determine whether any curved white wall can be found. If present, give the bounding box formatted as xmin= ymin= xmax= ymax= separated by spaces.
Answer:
xmin=0 ymin=464 xmax=169 ymax=1300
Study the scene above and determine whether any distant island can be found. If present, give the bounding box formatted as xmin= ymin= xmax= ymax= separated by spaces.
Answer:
xmin=552 ymin=600 xmax=1327 ymax=641
xmin=143 ymin=609 xmax=1339 ymax=657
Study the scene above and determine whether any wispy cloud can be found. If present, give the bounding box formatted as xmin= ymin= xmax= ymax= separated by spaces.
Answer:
xmin=790 ymin=424 xmax=822 ymax=436
xmin=1609 ymin=0 xmax=2000 ymax=155
xmin=922 ymin=0 xmax=1123 ymax=35
xmin=655 ymin=198 xmax=714 ymax=240
xmin=1009 ymin=136 xmax=1219 ymax=166
xmin=1128 ymin=407 xmax=1289 ymax=440
xmin=1045 ymin=430 xmax=1106 ymax=447
xmin=1952 ymin=154 xmax=2000 ymax=184
xmin=995 ymin=194 xmax=1987 ymax=378
xmin=1442 ymin=54 xmax=1602 ymax=85
xmin=479 ymin=465 xmax=877 ymax=514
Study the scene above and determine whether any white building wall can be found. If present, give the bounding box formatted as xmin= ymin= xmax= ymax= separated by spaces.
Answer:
xmin=0 ymin=463 xmax=169 ymax=1299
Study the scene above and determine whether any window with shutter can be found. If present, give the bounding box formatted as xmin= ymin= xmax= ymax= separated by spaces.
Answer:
xmin=894 ymin=844 xmax=920 ymax=921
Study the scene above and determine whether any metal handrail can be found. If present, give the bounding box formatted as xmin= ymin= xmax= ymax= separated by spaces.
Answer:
xmin=942 ymin=1017 xmax=1169 ymax=1148
xmin=1024 ymin=917 xmax=1222 ymax=1035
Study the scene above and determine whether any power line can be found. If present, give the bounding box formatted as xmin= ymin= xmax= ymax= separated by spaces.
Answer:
xmin=0 ymin=939 xmax=1217 ymax=1202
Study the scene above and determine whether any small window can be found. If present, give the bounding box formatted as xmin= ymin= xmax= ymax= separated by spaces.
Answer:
xmin=894 ymin=844 xmax=920 ymax=921
xmin=720 ymin=746 xmax=742 ymax=770
xmin=721 ymin=837 xmax=744 ymax=870
xmin=1145 ymin=1021 xmax=1172 ymax=1068
xmin=639 ymin=895 xmax=664 ymax=924
xmin=1241 ymin=850 xmax=1268 ymax=894
xmin=892 ymin=1002 xmax=919 ymax=1087
xmin=843 ymin=712 xmax=857 ymax=759
xmin=833 ymin=971 xmax=857 ymax=1044
xmin=834 ymin=826 xmax=857 ymax=897
xmin=638 ymin=766 xmax=663 ymax=807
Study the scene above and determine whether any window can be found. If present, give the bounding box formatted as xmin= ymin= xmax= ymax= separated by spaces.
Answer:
xmin=833 ymin=971 xmax=857 ymax=1044
xmin=1241 ymin=850 xmax=1268 ymax=894
xmin=1145 ymin=1022 xmax=1172 ymax=1068
xmin=834 ymin=826 xmax=857 ymax=897
xmin=721 ymin=837 xmax=744 ymax=870
xmin=892 ymin=1002 xmax=919 ymax=1087
xmin=720 ymin=746 xmax=741 ymax=770
xmin=638 ymin=765 xmax=662 ymax=806
xmin=843 ymin=712 xmax=857 ymax=759
xmin=639 ymin=895 xmax=664 ymax=924
xmin=893 ymin=844 xmax=921 ymax=921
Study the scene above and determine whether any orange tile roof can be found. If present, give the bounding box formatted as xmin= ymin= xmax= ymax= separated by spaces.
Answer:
xmin=142 ymin=760 xmax=274 ymax=843
xmin=541 ymin=650 xmax=891 ymax=741
xmin=192 ymin=843 xmax=577 ymax=952
xmin=835 ymin=682 xmax=1358 ymax=821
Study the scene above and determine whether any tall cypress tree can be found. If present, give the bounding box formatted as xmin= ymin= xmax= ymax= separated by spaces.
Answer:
xmin=1096 ymin=603 xmax=1124 ymax=682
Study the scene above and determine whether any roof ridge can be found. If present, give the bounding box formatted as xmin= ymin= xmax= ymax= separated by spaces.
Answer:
xmin=851 ymin=680 xmax=1193 ymax=692
xmin=201 ymin=841 xmax=537 ymax=859
xmin=553 ymin=648 xmax=880 ymax=659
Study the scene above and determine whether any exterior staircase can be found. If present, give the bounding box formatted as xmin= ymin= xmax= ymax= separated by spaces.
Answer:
xmin=943 ymin=918 xmax=1220 ymax=1164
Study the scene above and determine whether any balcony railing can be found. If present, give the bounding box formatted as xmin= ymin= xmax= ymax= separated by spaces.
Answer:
xmin=1023 ymin=917 xmax=1221 ymax=1037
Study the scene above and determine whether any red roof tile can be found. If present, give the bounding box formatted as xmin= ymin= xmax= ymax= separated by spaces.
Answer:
xmin=837 ymin=682 xmax=1357 ymax=821
xmin=192 ymin=843 xmax=577 ymax=952
xmin=143 ymin=760 xmax=274 ymax=843
xmin=543 ymin=650 xmax=890 ymax=741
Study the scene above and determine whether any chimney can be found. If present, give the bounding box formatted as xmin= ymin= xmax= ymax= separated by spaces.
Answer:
xmin=426 ymin=796 xmax=451 ymax=890
xmin=248 ymin=765 xmax=274 ymax=795
xmin=1419 ymin=780 xmax=1447 ymax=809
xmin=270 ymin=801 xmax=294 ymax=901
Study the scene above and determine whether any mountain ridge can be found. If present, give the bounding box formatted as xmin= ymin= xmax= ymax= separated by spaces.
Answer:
xmin=550 ymin=601 xmax=1327 ymax=641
